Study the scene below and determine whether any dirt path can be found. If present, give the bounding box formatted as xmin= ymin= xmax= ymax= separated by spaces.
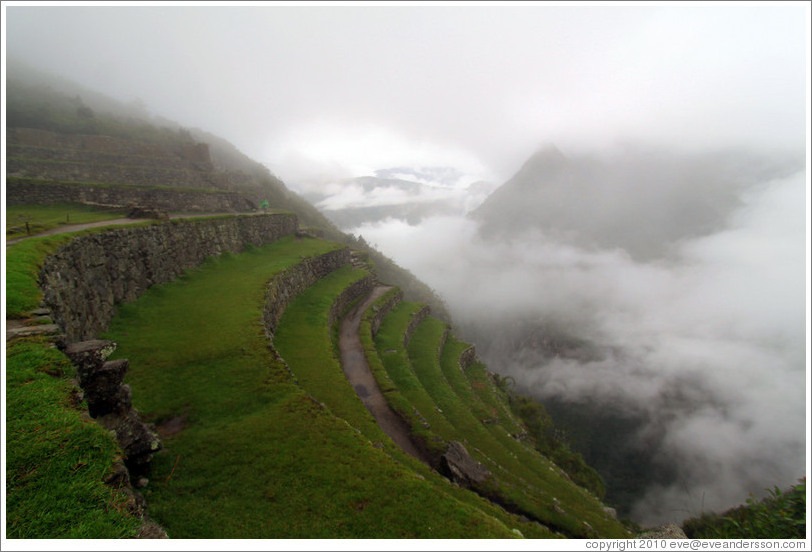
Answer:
xmin=5 ymin=212 xmax=254 ymax=246
xmin=338 ymin=285 xmax=432 ymax=465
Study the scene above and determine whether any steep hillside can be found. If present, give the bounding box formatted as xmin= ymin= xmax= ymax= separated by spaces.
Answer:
xmin=471 ymin=144 xmax=800 ymax=261
xmin=4 ymin=63 xmax=449 ymax=319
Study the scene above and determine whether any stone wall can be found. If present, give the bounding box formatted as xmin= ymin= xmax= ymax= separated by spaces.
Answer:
xmin=6 ymin=127 xmax=242 ymax=191
xmin=328 ymin=275 xmax=375 ymax=329
xmin=458 ymin=345 xmax=478 ymax=372
xmin=403 ymin=305 xmax=430 ymax=348
xmin=6 ymin=178 xmax=256 ymax=212
xmin=370 ymin=288 xmax=404 ymax=337
xmin=6 ymin=159 xmax=230 ymax=189
xmin=40 ymin=214 xmax=298 ymax=342
xmin=6 ymin=144 xmax=212 ymax=172
xmin=8 ymin=128 xmax=212 ymax=166
xmin=261 ymin=248 xmax=352 ymax=344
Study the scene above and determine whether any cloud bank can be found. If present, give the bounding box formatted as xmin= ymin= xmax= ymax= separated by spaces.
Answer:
xmin=349 ymin=164 xmax=807 ymax=524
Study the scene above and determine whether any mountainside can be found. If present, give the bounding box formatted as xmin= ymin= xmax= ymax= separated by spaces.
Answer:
xmin=454 ymin=144 xmax=807 ymax=523
xmin=4 ymin=67 xmax=638 ymax=539
xmin=4 ymin=63 xmax=450 ymax=319
xmin=471 ymin=144 xmax=801 ymax=260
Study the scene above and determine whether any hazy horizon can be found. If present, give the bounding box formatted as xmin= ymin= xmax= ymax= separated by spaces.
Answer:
xmin=4 ymin=0 xmax=809 ymax=529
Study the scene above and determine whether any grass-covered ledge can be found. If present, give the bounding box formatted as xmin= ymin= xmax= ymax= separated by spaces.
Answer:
xmin=5 ymin=338 xmax=144 ymax=538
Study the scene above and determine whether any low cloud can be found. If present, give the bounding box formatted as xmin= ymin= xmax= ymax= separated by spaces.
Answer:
xmin=349 ymin=168 xmax=807 ymax=524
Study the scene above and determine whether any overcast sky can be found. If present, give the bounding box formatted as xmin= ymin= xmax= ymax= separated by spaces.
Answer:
xmin=4 ymin=1 xmax=810 ymax=527
xmin=4 ymin=2 xmax=809 ymax=185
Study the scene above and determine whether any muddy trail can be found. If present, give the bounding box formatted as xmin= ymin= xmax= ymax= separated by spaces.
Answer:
xmin=338 ymin=285 xmax=433 ymax=465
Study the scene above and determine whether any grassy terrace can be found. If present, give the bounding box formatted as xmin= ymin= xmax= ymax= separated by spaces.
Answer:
xmin=370 ymin=299 xmax=629 ymax=538
xmin=371 ymin=301 xmax=459 ymax=457
xmin=5 ymin=338 xmax=143 ymax=538
xmin=274 ymin=268 xmax=556 ymax=538
xmin=100 ymin=238 xmax=531 ymax=538
xmin=274 ymin=265 xmax=379 ymax=434
xmin=6 ymin=202 xmax=129 ymax=239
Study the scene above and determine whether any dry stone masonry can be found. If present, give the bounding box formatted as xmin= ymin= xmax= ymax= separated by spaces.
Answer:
xmin=40 ymin=214 xmax=298 ymax=342
xmin=370 ymin=289 xmax=404 ymax=337
xmin=403 ymin=305 xmax=430 ymax=348
xmin=261 ymin=247 xmax=353 ymax=344
xmin=6 ymin=179 xmax=256 ymax=213
xmin=6 ymin=127 xmax=259 ymax=212
xmin=62 ymin=340 xmax=161 ymax=476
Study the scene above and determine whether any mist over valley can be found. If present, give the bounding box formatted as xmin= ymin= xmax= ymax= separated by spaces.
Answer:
xmin=4 ymin=1 xmax=809 ymax=534
xmin=341 ymin=145 xmax=806 ymax=523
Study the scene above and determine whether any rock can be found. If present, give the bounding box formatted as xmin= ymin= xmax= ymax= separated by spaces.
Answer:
xmin=603 ymin=506 xmax=618 ymax=519
xmin=440 ymin=441 xmax=491 ymax=488
xmin=103 ymin=459 xmax=131 ymax=489
xmin=97 ymin=409 xmax=162 ymax=477
xmin=80 ymin=359 xmax=130 ymax=417
xmin=639 ymin=523 xmax=688 ymax=539
xmin=64 ymin=340 xmax=117 ymax=376
xmin=135 ymin=517 xmax=169 ymax=539
xmin=127 ymin=206 xmax=169 ymax=220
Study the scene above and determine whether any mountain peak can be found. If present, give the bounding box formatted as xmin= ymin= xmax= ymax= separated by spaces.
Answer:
xmin=517 ymin=144 xmax=569 ymax=178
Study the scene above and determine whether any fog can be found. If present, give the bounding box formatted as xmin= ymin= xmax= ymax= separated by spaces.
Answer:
xmin=349 ymin=161 xmax=807 ymax=523
xmin=4 ymin=1 xmax=809 ymax=526
xmin=4 ymin=3 xmax=808 ymax=182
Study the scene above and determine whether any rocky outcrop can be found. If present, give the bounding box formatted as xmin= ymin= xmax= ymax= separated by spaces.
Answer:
xmin=638 ymin=524 xmax=688 ymax=539
xmin=440 ymin=441 xmax=491 ymax=488
xmin=458 ymin=345 xmax=478 ymax=371
xmin=6 ymin=178 xmax=256 ymax=213
xmin=63 ymin=339 xmax=167 ymax=538
xmin=63 ymin=340 xmax=161 ymax=476
xmin=40 ymin=214 xmax=298 ymax=342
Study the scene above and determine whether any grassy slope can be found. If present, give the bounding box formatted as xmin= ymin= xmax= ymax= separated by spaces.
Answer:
xmin=5 ymin=338 xmax=143 ymax=538
xmin=5 ymin=222 xmax=158 ymax=318
xmin=275 ymin=270 xmax=558 ymax=538
xmin=372 ymin=302 xmax=459 ymax=457
xmin=372 ymin=304 xmax=628 ymax=538
xmin=6 ymin=202 xmax=128 ymax=239
xmin=101 ymin=238 xmax=522 ymax=538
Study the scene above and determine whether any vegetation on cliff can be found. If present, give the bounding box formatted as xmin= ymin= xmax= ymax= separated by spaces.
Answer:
xmin=5 ymin=338 xmax=142 ymax=538
xmin=682 ymin=479 xmax=806 ymax=539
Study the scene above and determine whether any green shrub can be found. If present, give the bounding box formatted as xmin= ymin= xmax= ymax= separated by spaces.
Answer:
xmin=509 ymin=393 xmax=607 ymax=499
xmin=683 ymin=479 xmax=806 ymax=539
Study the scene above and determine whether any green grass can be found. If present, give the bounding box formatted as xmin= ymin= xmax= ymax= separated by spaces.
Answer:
xmin=5 ymin=338 xmax=143 ymax=538
xmin=274 ymin=266 xmax=386 ymax=438
xmin=101 ymin=239 xmax=526 ymax=538
xmin=370 ymin=302 xmax=629 ymax=538
xmin=5 ymin=233 xmax=91 ymax=317
xmin=683 ymin=479 xmax=806 ymax=539
xmin=464 ymin=358 xmax=525 ymax=436
xmin=6 ymin=202 xmax=128 ymax=239
xmin=372 ymin=302 xmax=458 ymax=457
xmin=4 ymin=222 xmax=156 ymax=318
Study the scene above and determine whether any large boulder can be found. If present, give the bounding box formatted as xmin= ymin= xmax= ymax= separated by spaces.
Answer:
xmin=639 ymin=524 xmax=688 ymax=539
xmin=440 ymin=441 xmax=491 ymax=488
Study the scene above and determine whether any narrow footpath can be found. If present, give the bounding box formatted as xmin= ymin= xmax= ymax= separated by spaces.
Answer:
xmin=5 ymin=212 xmax=247 ymax=247
xmin=338 ymin=285 xmax=432 ymax=465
